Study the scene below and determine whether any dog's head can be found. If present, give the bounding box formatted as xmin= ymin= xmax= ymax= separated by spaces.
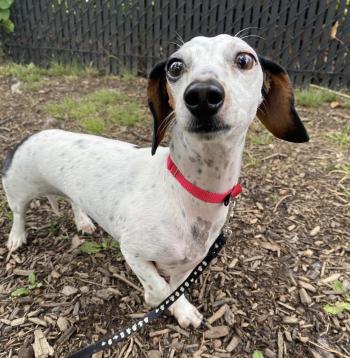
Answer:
xmin=148 ymin=34 xmax=309 ymax=154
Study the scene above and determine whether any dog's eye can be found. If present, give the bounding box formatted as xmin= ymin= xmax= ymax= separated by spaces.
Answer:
xmin=235 ymin=53 xmax=256 ymax=70
xmin=167 ymin=60 xmax=184 ymax=80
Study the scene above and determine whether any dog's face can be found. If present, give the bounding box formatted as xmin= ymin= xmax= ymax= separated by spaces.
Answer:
xmin=148 ymin=34 xmax=309 ymax=154
xmin=165 ymin=35 xmax=263 ymax=136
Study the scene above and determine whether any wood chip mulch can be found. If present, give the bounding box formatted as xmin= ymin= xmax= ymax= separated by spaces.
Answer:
xmin=0 ymin=73 xmax=349 ymax=358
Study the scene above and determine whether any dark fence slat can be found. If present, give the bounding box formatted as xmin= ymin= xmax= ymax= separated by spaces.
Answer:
xmin=3 ymin=0 xmax=350 ymax=88
xmin=145 ymin=0 xmax=153 ymax=72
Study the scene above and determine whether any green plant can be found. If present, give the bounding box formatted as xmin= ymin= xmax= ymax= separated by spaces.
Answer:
xmin=252 ymin=351 xmax=264 ymax=358
xmin=11 ymin=272 xmax=43 ymax=297
xmin=0 ymin=0 xmax=14 ymax=33
xmin=323 ymin=280 xmax=350 ymax=316
xmin=333 ymin=280 xmax=346 ymax=293
xmin=80 ymin=241 xmax=103 ymax=254
xmin=80 ymin=238 xmax=120 ymax=255
xmin=324 ymin=300 xmax=350 ymax=315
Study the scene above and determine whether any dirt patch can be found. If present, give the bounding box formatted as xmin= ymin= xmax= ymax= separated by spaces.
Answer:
xmin=0 ymin=73 xmax=349 ymax=358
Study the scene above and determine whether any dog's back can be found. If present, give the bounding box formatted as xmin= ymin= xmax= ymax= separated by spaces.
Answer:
xmin=2 ymin=129 xmax=168 ymax=250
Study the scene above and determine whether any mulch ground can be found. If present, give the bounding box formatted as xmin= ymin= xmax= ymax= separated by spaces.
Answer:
xmin=0 ymin=73 xmax=349 ymax=358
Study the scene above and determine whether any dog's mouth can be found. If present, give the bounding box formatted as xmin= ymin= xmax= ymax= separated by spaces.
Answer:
xmin=186 ymin=115 xmax=231 ymax=134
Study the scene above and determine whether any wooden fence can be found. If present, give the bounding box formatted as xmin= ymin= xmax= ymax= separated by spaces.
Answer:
xmin=3 ymin=0 xmax=350 ymax=88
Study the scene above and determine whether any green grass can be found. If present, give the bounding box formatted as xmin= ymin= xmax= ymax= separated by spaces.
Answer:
xmin=344 ymin=100 xmax=350 ymax=109
xmin=45 ymin=62 xmax=98 ymax=77
xmin=247 ymin=131 xmax=273 ymax=145
xmin=43 ymin=89 xmax=144 ymax=134
xmin=327 ymin=124 xmax=350 ymax=149
xmin=0 ymin=61 xmax=99 ymax=91
xmin=244 ymin=151 xmax=260 ymax=168
xmin=0 ymin=62 xmax=43 ymax=82
xmin=334 ymin=163 xmax=350 ymax=176
xmin=295 ymin=88 xmax=337 ymax=107
xmin=0 ymin=61 xmax=98 ymax=79
xmin=120 ymin=70 xmax=137 ymax=81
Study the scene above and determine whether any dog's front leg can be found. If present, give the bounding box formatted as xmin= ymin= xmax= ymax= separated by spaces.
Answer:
xmin=123 ymin=253 xmax=171 ymax=307
xmin=168 ymin=271 xmax=203 ymax=328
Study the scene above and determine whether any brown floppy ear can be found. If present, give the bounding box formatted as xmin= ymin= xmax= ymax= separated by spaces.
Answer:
xmin=257 ymin=56 xmax=309 ymax=143
xmin=147 ymin=60 xmax=174 ymax=155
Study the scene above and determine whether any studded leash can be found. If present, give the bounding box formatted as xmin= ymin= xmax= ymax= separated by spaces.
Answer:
xmin=66 ymin=232 xmax=226 ymax=358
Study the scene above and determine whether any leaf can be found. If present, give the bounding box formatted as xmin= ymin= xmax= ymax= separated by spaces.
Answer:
xmin=80 ymin=241 xmax=102 ymax=254
xmin=11 ymin=287 xmax=30 ymax=297
xmin=101 ymin=239 xmax=109 ymax=250
xmin=330 ymin=101 xmax=340 ymax=109
xmin=0 ymin=8 xmax=10 ymax=20
xmin=0 ymin=0 xmax=13 ymax=10
xmin=1 ymin=18 xmax=14 ymax=32
xmin=252 ymin=351 xmax=264 ymax=358
xmin=333 ymin=280 xmax=344 ymax=293
xmin=28 ymin=272 xmax=36 ymax=286
xmin=29 ymin=282 xmax=43 ymax=290
xmin=330 ymin=21 xmax=338 ymax=40
xmin=324 ymin=301 xmax=350 ymax=315
xmin=111 ymin=240 xmax=120 ymax=250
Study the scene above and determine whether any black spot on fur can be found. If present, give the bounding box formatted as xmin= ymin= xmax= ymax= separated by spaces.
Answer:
xmin=75 ymin=139 xmax=86 ymax=148
xmin=2 ymin=133 xmax=35 ymax=177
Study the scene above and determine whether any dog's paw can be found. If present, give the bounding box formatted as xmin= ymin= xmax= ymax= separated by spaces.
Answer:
xmin=75 ymin=216 xmax=96 ymax=234
xmin=170 ymin=297 xmax=203 ymax=328
xmin=7 ymin=231 xmax=27 ymax=252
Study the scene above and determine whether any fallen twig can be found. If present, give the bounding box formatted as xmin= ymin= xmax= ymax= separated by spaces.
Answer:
xmin=112 ymin=272 xmax=143 ymax=293
xmin=273 ymin=195 xmax=292 ymax=213
xmin=308 ymin=340 xmax=350 ymax=358
xmin=310 ymin=84 xmax=350 ymax=100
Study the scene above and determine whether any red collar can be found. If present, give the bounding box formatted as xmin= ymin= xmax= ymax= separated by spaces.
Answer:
xmin=167 ymin=155 xmax=242 ymax=205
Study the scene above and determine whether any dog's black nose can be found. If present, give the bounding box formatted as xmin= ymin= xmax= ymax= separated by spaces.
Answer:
xmin=184 ymin=80 xmax=225 ymax=118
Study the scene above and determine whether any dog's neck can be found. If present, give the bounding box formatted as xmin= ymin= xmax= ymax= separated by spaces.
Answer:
xmin=169 ymin=125 xmax=246 ymax=194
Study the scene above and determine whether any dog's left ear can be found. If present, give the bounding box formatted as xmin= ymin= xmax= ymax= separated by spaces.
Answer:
xmin=147 ymin=60 xmax=174 ymax=155
xmin=257 ymin=56 xmax=309 ymax=143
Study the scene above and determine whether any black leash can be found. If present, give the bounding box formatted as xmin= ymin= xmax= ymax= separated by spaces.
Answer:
xmin=67 ymin=232 xmax=226 ymax=358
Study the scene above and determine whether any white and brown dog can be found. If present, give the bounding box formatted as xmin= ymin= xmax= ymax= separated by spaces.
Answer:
xmin=2 ymin=35 xmax=308 ymax=328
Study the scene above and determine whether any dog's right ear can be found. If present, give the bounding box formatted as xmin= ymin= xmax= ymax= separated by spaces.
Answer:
xmin=147 ymin=60 xmax=174 ymax=155
xmin=257 ymin=56 xmax=309 ymax=143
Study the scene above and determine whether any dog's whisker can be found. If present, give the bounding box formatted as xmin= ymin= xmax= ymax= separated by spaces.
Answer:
xmin=157 ymin=111 xmax=175 ymax=134
xmin=234 ymin=26 xmax=259 ymax=38
xmin=257 ymin=99 xmax=268 ymax=115
xmin=240 ymin=34 xmax=265 ymax=41
xmin=257 ymin=107 xmax=266 ymax=116
xmin=170 ymin=41 xmax=182 ymax=48
xmin=175 ymin=31 xmax=185 ymax=45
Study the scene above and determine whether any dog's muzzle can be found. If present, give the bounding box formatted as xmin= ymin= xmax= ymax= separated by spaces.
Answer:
xmin=184 ymin=80 xmax=225 ymax=118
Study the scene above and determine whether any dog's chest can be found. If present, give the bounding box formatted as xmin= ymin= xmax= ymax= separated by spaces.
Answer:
xmin=155 ymin=216 xmax=222 ymax=279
